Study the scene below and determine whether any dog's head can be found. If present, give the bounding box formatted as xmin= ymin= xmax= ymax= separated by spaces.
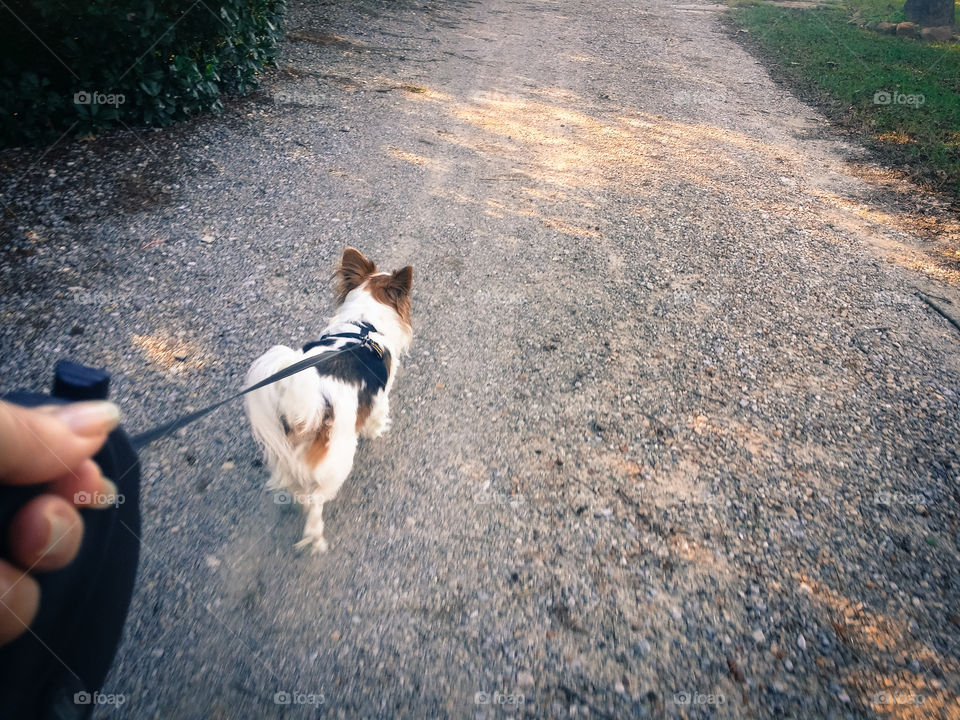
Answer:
xmin=336 ymin=247 xmax=413 ymax=333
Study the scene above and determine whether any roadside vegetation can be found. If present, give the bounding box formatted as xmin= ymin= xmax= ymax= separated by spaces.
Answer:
xmin=0 ymin=0 xmax=285 ymax=147
xmin=728 ymin=0 xmax=960 ymax=198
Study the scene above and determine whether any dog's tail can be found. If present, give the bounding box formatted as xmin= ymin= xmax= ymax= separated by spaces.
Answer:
xmin=243 ymin=345 xmax=325 ymax=488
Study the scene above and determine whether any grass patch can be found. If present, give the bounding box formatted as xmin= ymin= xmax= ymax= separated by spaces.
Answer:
xmin=728 ymin=1 xmax=960 ymax=197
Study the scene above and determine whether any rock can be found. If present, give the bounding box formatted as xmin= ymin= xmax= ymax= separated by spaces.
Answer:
xmin=921 ymin=25 xmax=953 ymax=42
xmin=797 ymin=634 xmax=807 ymax=650
xmin=896 ymin=22 xmax=918 ymax=37
xmin=517 ymin=671 xmax=535 ymax=686
xmin=752 ymin=628 xmax=765 ymax=643
xmin=905 ymin=0 xmax=955 ymax=26
xmin=876 ymin=21 xmax=897 ymax=34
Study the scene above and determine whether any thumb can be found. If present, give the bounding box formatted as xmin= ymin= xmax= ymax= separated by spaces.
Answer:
xmin=0 ymin=401 xmax=120 ymax=485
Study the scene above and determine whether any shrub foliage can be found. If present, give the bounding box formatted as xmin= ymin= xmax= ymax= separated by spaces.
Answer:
xmin=0 ymin=0 xmax=285 ymax=146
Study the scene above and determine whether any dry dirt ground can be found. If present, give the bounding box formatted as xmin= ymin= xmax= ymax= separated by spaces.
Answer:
xmin=1 ymin=0 xmax=959 ymax=718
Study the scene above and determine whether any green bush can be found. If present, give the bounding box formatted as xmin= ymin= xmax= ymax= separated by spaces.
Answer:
xmin=0 ymin=0 xmax=285 ymax=147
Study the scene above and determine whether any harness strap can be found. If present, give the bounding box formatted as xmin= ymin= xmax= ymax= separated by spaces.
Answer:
xmin=302 ymin=321 xmax=384 ymax=357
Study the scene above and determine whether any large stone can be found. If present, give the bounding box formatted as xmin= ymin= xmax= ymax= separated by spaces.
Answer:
xmin=896 ymin=21 xmax=918 ymax=37
xmin=875 ymin=21 xmax=898 ymax=34
xmin=920 ymin=25 xmax=954 ymax=42
xmin=904 ymin=0 xmax=954 ymax=26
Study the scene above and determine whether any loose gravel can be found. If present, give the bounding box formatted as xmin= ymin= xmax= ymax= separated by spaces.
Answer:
xmin=1 ymin=0 xmax=959 ymax=718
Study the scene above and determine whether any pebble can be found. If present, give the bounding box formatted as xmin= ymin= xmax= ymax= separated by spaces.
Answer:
xmin=517 ymin=671 xmax=534 ymax=686
xmin=797 ymin=634 xmax=807 ymax=650
xmin=752 ymin=628 xmax=765 ymax=643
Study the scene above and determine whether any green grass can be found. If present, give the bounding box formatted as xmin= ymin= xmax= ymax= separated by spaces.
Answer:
xmin=729 ymin=2 xmax=960 ymax=197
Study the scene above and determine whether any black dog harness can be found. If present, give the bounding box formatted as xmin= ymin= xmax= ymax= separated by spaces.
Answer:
xmin=302 ymin=320 xmax=383 ymax=356
xmin=302 ymin=321 xmax=389 ymax=393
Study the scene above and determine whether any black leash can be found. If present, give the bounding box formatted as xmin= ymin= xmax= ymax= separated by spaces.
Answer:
xmin=130 ymin=323 xmax=384 ymax=451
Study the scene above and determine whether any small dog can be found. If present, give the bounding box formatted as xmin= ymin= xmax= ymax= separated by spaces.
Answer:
xmin=244 ymin=248 xmax=413 ymax=552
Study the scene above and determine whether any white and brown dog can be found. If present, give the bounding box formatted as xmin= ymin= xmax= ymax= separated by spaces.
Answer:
xmin=244 ymin=248 xmax=413 ymax=552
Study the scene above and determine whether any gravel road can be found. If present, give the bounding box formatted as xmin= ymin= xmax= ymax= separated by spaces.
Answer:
xmin=1 ymin=0 xmax=959 ymax=717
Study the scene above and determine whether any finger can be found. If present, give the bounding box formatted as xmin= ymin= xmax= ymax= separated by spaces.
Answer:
xmin=0 ymin=559 xmax=40 ymax=646
xmin=7 ymin=495 xmax=84 ymax=572
xmin=46 ymin=459 xmax=120 ymax=509
xmin=0 ymin=400 xmax=120 ymax=485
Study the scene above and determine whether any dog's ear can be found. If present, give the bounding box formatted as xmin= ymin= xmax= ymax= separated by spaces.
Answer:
xmin=384 ymin=266 xmax=413 ymax=325
xmin=336 ymin=247 xmax=377 ymax=303
xmin=389 ymin=266 xmax=413 ymax=296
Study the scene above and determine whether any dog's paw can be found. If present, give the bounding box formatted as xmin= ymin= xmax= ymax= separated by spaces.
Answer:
xmin=294 ymin=535 xmax=329 ymax=553
xmin=367 ymin=415 xmax=391 ymax=439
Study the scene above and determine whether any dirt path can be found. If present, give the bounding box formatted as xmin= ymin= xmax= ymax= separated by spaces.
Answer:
xmin=1 ymin=0 xmax=959 ymax=717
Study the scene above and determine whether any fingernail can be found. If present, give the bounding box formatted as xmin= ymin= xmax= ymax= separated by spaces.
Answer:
xmin=56 ymin=402 xmax=120 ymax=436
xmin=93 ymin=479 xmax=119 ymax=508
xmin=42 ymin=511 xmax=72 ymax=557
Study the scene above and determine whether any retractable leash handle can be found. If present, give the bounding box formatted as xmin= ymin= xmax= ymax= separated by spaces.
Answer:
xmin=0 ymin=361 xmax=141 ymax=720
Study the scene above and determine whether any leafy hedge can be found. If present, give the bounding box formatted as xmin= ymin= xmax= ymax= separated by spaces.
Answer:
xmin=0 ymin=0 xmax=285 ymax=147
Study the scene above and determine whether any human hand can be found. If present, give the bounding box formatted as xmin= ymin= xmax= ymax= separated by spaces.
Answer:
xmin=0 ymin=399 xmax=120 ymax=646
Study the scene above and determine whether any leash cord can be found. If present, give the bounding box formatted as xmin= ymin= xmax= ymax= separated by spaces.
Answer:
xmin=130 ymin=342 xmax=372 ymax=450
